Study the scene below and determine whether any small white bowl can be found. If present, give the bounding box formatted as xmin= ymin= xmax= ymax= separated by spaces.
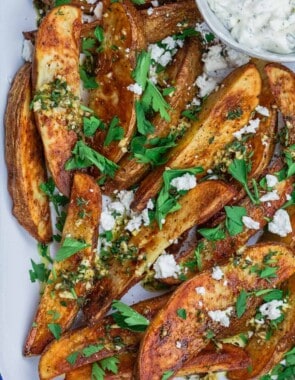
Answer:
xmin=195 ymin=0 xmax=295 ymax=63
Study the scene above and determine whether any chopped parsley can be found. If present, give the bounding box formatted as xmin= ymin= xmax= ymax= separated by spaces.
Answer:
xmin=40 ymin=177 xmax=69 ymax=215
xmin=79 ymin=67 xmax=99 ymax=90
xmin=55 ymin=237 xmax=90 ymax=262
xmin=29 ymin=259 xmax=50 ymax=284
xmin=83 ymin=115 xmax=104 ymax=137
xmin=161 ymin=370 xmax=174 ymax=380
xmin=48 ymin=323 xmax=62 ymax=340
xmin=176 ymin=308 xmax=187 ymax=319
xmin=198 ymin=224 xmax=225 ymax=242
xmin=82 ymin=343 xmax=104 ymax=357
xmin=66 ymin=351 xmax=79 ymax=365
xmin=112 ymin=300 xmax=150 ymax=332
xmin=261 ymin=346 xmax=295 ymax=380
xmin=227 ymin=107 xmax=243 ymax=120
xmin=104 ymin=116 xmax=124 ymax=146
xmin=225 ymin=206 xmax=247 ymax=236
xmin=185 ymin=242 xmax=203 ymax=272
xmin=91 ymin=357 xmax=119 ymax=380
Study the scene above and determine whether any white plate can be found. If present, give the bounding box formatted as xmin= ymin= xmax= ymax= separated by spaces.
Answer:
xmin=0 ymin=2 xmax=295 ymax=380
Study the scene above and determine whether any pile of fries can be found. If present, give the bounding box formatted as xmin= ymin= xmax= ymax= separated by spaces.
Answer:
xmin=5 ymin=0 xmax=295 ymax=379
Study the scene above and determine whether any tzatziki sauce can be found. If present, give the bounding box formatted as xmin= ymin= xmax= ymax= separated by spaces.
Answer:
xmin=207 ymin=0 xmax=295 ymax=54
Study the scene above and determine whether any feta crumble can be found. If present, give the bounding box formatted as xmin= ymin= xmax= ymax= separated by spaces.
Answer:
xmin=233 ymin=118 xmax=260 ymax=141
xmin=127 ymin=83 xmax=143 ymax=95
xmin=212 ymin=266 xmax=224 ymax=280
xmin=268 ymin=209 xmax=292 ymax=237
xmin=100 ymin=212 xmax=116 ymax=231
xmin=195 ymin=286 xmax=206 ymax=295
xmin=202 ymin=45 xmax=228 ymax=73
xmin=170 ymin=173 xmax=197 ymax=192
xmin=196 ymin=73 xmax=218 ymax=98
xmin=208 ymin=307 xmax=233 ymax=327
xmin=153 ymin=254 xmax=181 ymax=279
xmin=242 ymin=216 xmax=260 ymax=230
xmin=94 ymin=2 xmax=103 ymax=19
xmin=266 ymin=174 xmax=278 ymax=188
xmin=259 ymin=300 xmax=284 ymax=320
xmin=259 ymin=190 xmax=280 ymax=202
xmin=255 ymin=105 xmax=270 ymax=117
xmin=147 ymin=7 xmax=154 ymax=15
xmin=22 ymin=40 xmax=34 ymax=62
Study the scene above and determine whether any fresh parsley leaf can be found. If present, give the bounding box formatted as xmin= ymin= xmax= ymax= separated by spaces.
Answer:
xmin=66 ymin=351 xmax=79 ymax=365
xmin=198 ymin=225 xmax=225 ymax=241
xmin=131 ymin=0 xmax=145 ymax=4
xmin=100 ymin=356 xmax=120 ymax=374
xmin=94 ymin=26 xmax=104 ymax=43
xmin=82 ymin=37 xmax=96 ymax=56
xmin=236 ymin=290 xmax=249 ymax=318
xmin=104 ymin=116 xmax=124 ymax=146
xmin=65 ymin=140 xmax=119 ymax=177
xmin=82 ymin=343 xmax=104 ymax=357
xmin=29 ymin=259 xmax=50 ymax=283
xmin=225 ymin=206 xmax=247 ymax=236
xmin=282 ymin=190 xmax=295 ymax=209
xmin=92 ymin=362 xmax=105 ymax=380
xmin=37 ymin=242 xmax=53 ymax=264
xmin=132 ymin=50 xmax=151 ymax=89
xmin=142 ymin=80 xmax=171 ymax=121
xmin=205 ymin=32 xmax=215 ymax=42
xmin=112 ymin=300 xmax=150 ymax=332
xmin=48 ymin=323 xmax=62 ymax=340
xmin=185 ymin=242 xmax=203 ymax=271
xmin=54 ymin=0 xmax=70 ymax=6
xmin=228 ymin=159 xmax=258 ymax=204
xmin=83 ymin=115 xmax=104 ymax=137
xmin=40 ymin=177 xmax=69 ymax=215
xmin=162 ymin=87 xmax=175 ymax=96
xmin=47 ymin=310 xmax=60 ymax=321
xmin=161 ymin=370 xmax=174 ymax=380
xmin=206 ymin=329 xmax=215 ymax=340
xmin=227 ymin=107 xmax=243 ymax=120
xmin=135 ymin=101 xmax=155 ymax=136
xmin=55 ymin=237 xmax=90 ymax=262
xmin=177 ymin=308 xmax=187 ymax=319
xmin=259 ymin=266 xmax=278 ymax=279
xmin=79 ymin=67 xmax=99 ymax=89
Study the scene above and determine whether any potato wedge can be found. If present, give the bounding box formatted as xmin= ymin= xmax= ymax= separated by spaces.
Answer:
xmin=33 ymin=6 xmax=82 ymax=196
xmin=132 ymin=63 xmax=262 ymax=211
xmin=139 ymin=0 xmax=202 ymax=44
xmin=24 ymin=173 xmax=101 ymax=356
xmin=84 ymin=180 xmax=236 ymax=323
xmin=88 ymin=0 xmax=146 ymax=163
xmin=105 ymin=37 xmax=203 ymax=192
xmin=5 ymin=63 xmax=52 ymax=243
xmin=39 ymin=294 xmax=169 ymax=379
xmin=65 ymin=343 xmax=250 ymax=379
xmin=160 ymin=176 xmax=294 ymax=285
xmin=265 ymin=63 xmax=295 ymax=146
xmin=228 ymin=274 xmax=295 ymax=380
xmin=137 ymin=243 xmax=295 ymax=380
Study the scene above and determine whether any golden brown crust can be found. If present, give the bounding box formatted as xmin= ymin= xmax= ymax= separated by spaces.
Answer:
xmin=33 ymin=6 xmax=82 ymax=196
xmin=5 ymin=63 xmax=52 ymax=243
xmin=24 ymin=173 xmax=101 ymax=356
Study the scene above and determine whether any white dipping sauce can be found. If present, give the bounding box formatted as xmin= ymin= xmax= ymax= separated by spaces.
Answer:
xmin=207 ymin=0 xmax=295 ymax=54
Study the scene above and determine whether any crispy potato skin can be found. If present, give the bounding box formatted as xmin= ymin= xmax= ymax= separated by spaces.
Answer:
xmin=24 ymin=173 xmax=101 ymax=356
xmin=140 ymin=0 xmax=202 ymax=44
xmin=265 ymin=63 xmax=295 ymax=145
xmin=228 ymin=275 xmax=295 ymax=380
xmin=33 ymin=6 xmax=82 ymax=196
xmin=5 ymin=63 xmax=52 ymax=243
xmin=83 ymin=180 xmax=236 ymax=324
xmin=161 ymin=177 xmax=294 ymax=285
xmin=39 ymin=294 xmax=169 ymax=379
xmin=105 ymin=38 xmax=203 ymax=193
xmin=132 ymin=63 xmax=262 ymax=211
xmin=137 ymin=243 xmax=295 ymax=380
xmin=88 ymin=0 xmax=146 ymax=163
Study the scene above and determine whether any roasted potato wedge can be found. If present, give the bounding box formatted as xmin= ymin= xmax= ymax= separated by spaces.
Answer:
xmin=137 ymin=243 xmax=295 ymax=380
xmin=39 ymin=294 xmax=169 ymax=379
xmin=105 ymin=37 xmax=203 ymax=192
xmin=139 ymin=0 xmax=202 ymax=44
xmin=228 ymin=274 xmax=295 ymax=380
xmin=24 ymin=173 xmax=101 ymax=356
xmin=88 ymin=0 xmax=146 ymax=163
xmin=65 ymin=343 xmax=250 ymax=379
xmin=5 ymin=63 xmax=52 ymax=243
xmin=132 ymin=63 xmax=262 ymax=211
xmin=160 ymin=176 xmax=294 ymax=285
xmin=83 ymin=180 xmax=236 ymax=324
xmin=265 ymin=63 xmax=295 ymax=146
xmin=33 ymin=6 xmax=82 ymax=196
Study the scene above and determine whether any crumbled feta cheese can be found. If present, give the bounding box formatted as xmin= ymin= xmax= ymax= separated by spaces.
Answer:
xmin=117 ymin=190 xmax=134 ymax=211
xmin=225 ymin=47 xmax=250 ymax=67
xmin=127 ymin=83 xmax=143 ymax=95
xmin=198 ymin=300 xmax=203 ymax=307
xmin=266 ymin=174 xmax=278 ymax=188
xmin=151 ymin=0 xmax=159 ymax=6
xmin=147 ymin=199 xmax=154 ymax=210
xmin=149 ymin=44 xmax=165 ymax=61
xmin=22 ymin=40 xmax=34 ymax=62
xmin=286 ymin=194 xmax=292 ymax=201
xmin=170 ymin=173 xmax=197 ymax=191
xmin=100 ymin=212 xmax=116 ymax=231
xmin=259 ymin=300 xmax=284 ymax=320
xmin=255 ymin=105 xmax=270 ymax=117
xmin=162 ymin=36 xmax=177 ymax=50
xmin=158 ymin=51 xmax=172 ymax=67
xmin=154 ymin=254 xmax=181 ymax=279
xmin=195 ymin=22 xmax=214 ymax=40
xmin=233 ymin=118 xmax=260 ymax=140
xmin=202 ymin=45 xmax=228 ymax=73
xmin=268 ymin=209 xmax=292 ymax=237
xmin=259 ymin=190 xmax=280 ymax=202
xmin=125 ymin=214 xmax=143 ymax=232
xmin=212 ymin=266 xmax=224 ymax=280
xmin=176 ymin=341 xmax=182 ymax=349
xmin=86 ymin=0 xmax=96 ymax=4
xmin=147 ymin=7 xmax=154 ymax=15
xmin=141 ymin=209 xmax=150 ymax=227
xmin=208 ymin=307 xmax=233 ymax=327
xmin=196 ymin=73 xmax=218 ymax=98
xmin=196 ymin=286 xmax=206 ymax=295
xmin=242 ymin=216 xmax=260 ymax=230
xmin=93 ymin=2 xmax=103 ymax=19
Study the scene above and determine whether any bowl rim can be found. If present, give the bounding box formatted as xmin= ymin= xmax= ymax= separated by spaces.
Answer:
xmin=195 ymin=0 xmax=295 ymax=63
